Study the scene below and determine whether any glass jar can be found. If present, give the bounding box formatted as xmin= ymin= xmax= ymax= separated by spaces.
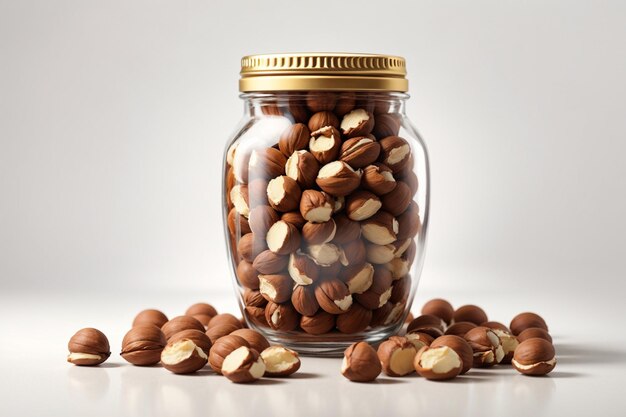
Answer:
xmin=223 ymin=53 xmax=429 ymax=356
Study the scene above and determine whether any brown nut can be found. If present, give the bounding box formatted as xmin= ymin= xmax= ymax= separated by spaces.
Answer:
xmin=120 ymin=325 xmax=167 ymax=366
xmin=253 ymin=250 xmax=289 ymax=274
xmin=414 ymin=346 xmax=462 ymax=380
xmin=287 ymin=97 xmax=309 ymax=123
xmin=481 ymin=322 xmax=519 ymax=363
xmin=259 ymin=274 xmax=293 ymax=304
xmin=372 ymin=113 xmax=401 ymax=138
xmin=341 ymin=263 xmax=374 ymax=294
xmin=308 ymin=111 xmax=339 ymax=131
xmin=230 ymin=328 xmax=270 ymax=353
xmin=361 ymin=211 xmax=398 ymax=245
xmin=391 ymin=239 xmax=413 ymax=258
xmin=464 ymin=327 xmax=505 ymax=367
xmin=280 ymin=211 xmax=307 ymax=229
xmin=307 ymin=243 xmax=342 ymax=266
xmin=309 ymin=126 xmax=341 ymax=165
xmin=266 ymin=220 xmax=301 ymax=255
xmin=161 ymin=339 xmax=208 ymax=374
xmin=228 ymin=207 xmax=252 ymax=236
xmin=248 ymin=205 xmax=279 ymax=237
xmin=266 ymin=176 xmax=301 ymax=212
xmin=306 ymin=91 xmax=337 ymax=112
xmin=389 ymin=276 xmax=411 ymax=303
xmin=278 ymin=123 xmax=310 ymax=156
xmin=354 ymin=266 xmax=393 ymax=309
xmin=192 ymin=314 xmax=213 ymax=328
xmin=161 ymin=316 xmax=205 ymax=340
xmin=315 ymin=279 xmax=353 ymax=314
xmin=512 ymin=338 xmax=556 ymax=376
xmin=341 ymin=342 xmax=381 ymax=382
xmin=261 ymin=346 xmax=301 ymax=377
xmin=288 ymin=252 xmax=320 ymax=285
xmin=207 ymin=313 xmax=243 ymax=330
xmin=510 ymin=312 xmax=548 ymax=336
xmin=454 ymin=305 xmax=488 ymax=325
xmin=236 ymin=260 xmax=260 ymax=290
xmin=316 ymin=161 xmax=361 ymax=197
xmin=243 ymin=289 xmax=267 ymax=308
xmin=244 ymin=306 xmax=268 ymax=328
xmin=291 ymin=285 xmax=320 ymax=316
xmin=222 ymin=346 xmax=266 ymax=383
xmin=230 ymin=184 xmax=250 ymax=217
xmin=265 ymin=302 xmax=300 ymax=331
xmin=185 ymin=303 xmax=218 ymax=318
xmin=331 ymin=214 xmax=361 ymax=244
xmin=300 ymin=310 xmax=335 ymax=334
xmin=299 ymin=190 xmax=334 ymax=223
xmin=132 ymin=309 xmax=169 ymax=328
xmin=345 ymin=191 xmax=382 ymax=221
xmin=380 ymin=181 xmax=412 ymax=216
xmin=340 ymin=109 xmax=375 ymax=138
xmin=336 ymin=303 xmax=372 ymax=334
xmin=377 ymin=336 xmax=417 ymax=377
xmin=361 ymin=163 xmax=397 ymax=195
xmin=407 ymin=314 xmax=445 ymax=338
xmin=67 ymin=328 xmax=111 ymax=366
xmin=405 ymin=332 xmax=435 ymax=351
xmin=238 ymin=233 xmax=267 ymax=263
xmin=334 ymin=92 xmax=356 ymax=116
xmin=341 ymin=239 xmax=367 ymax=266
xmin=285 ymin=150 xmax=320 ymax=189
xmin=445 ymin=321 xmax=477 ymax=337
xmin=396 ymin=201 xmax=421 ymax=240
xmin=517 ymin=327 xmax=552 ymax=343
xmin=168 ymin=329 xmax=212 ymax=356
xmin=430 ymin=335 xmax=473 ymax=374
xmin=369 ymin=302 xmax=393 ymax=327
xmin=205 ymin=323 xmax=240 ymax=344
xmin=302 ymin=220 xmax=336 ymax=245
xmin=248 ymin=148 xmax=287 ymax=180
xmin=385 ymin=258 xmax=410 ymax=281
xmin=208 ymin=334 xmax=250 ymax=373
xmin=339 ymin=136 xmax=380 ymax=169
xmin=366 ymin=243 xmax=396 ymax=264
xmin=402 ymin=170 xmax=419 ymax=195
xmin=379 ymin=136 xmax=411 ymax=174
xmin=421 ymin=299 xmax=454 ymax=325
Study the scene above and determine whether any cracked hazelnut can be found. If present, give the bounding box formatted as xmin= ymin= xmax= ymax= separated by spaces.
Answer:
xmin=381 ymin=181 xmax=412 ymax=216
xmin=517 ymin=327 xmax=552 ymax=343
xmin=414 ymin=346 xmax=462 ymax=380
xmin=243 ymin=289 xmax=267 ymax=308
xmin=132 ymin=309 xmax=169 ymax=328
xmin=392 ymin=239 xmax=412 ymax=258
xmin=339 ymin=136 xmax=380 ymax=168
xmin=168 ymin=329 xmax=212 ymax=356
xmin=285 ymin=149 xmax=320 ymax=189
xmin=261 ymin=346 xmax=301 ymax=377
xmin=299 ymin=190 xmax=334 ymax=223
xmin=372 ymin=113 xmax=401 ymax=138
xmin=162 ymin=316 xmax=205 ymax=340
xmin=369 ymin=302 xmax=393 ymax=327
xmin=291 ymin=284 xmax=320 ymax=316
xmin=407 ymin=314 xmax=445 ymax=338
xmin=208 ymin=334 xmax=250 ymax=373
xmin=366 ymin=243 xmax=396 ymax=264
xmin=385 ymin=257 xmax=409 ymax=280
xmin=230 ymin=328 xmax=270 ymax=354
xmin=222 ymin=346 xmax=266 ymax=383
xmin=454 ymin=305 xmax=488 ymax=325
xmin=361 ymin=163 xmax=397 ymax=195
xmin=281 ymin=211 xmax=306 ymax=229
xmin=331 ymin=214 xmax=361 ymax=244
xmin=445 ymin=321 xmax=477 ymax=337
xmin=421 ymin=299 xmax=454 ymax=325
xmin=340 ymin=239 xmax=367 ymax=266
xmin=306 ymin=92 xmax=337 ymax=112
xmin=265 ymin=302 xmax=300 ymax=331
xmin=512 ymin=338 xmax=556 ymax=376
xmin=405 ymin=332 xmax=434 ymax=351
xmin=309 ymin=126 xmax=341 ymax=165
xmin=378 ymin=336 xmax=417 ymax=377
xmin=308 ymin=111 xmax=339 ymax=131
xmin=266 ymin=220 xmax=301 ymax=255
xmin=481 ymin=322 xmax=519 ymax=363
xmin=430 ymin=335 xmax=473 ymax=374
xmin=342 ymin=342 xmax=381 ymax=382
xmin=278 ymin=123 xmax=310 ymax=156
xmin=238 ymin=233 xmax=267 ymax=263
xmin=253 ymin=250 xmax=289 ymax=274
xmin=316 ymin=160 xmax=361 ymax=196
xmin=248 ymin=147 xmax=286 ymax=180
xmin=266 ymin=176 xmax=301 ymax=212
xmin=464 ymin=326 xmax=505 ymax=367
xmin=259 ymin=274 xmax=293 ymax=303
xmin=315 ymin=279 xmax=353 ymax=314
xmin=345 ymin=191 xmax=382 ymax=221
xmin=227 ymin=207 xmax=252 ymax=236
xmin=361 ymin=211 xmax=398 ymax=245
xmin=302 ymin=219 xmax=336 ymax=245
xmin=236 ymin=260 xmax=260 ymax=290
xmin=379 ymin=136 xmax=411 ymax=174
xmin=120 ymin=325 xmax=167 ymax=366
xmin=244 ymin=306 xmax=268 ymax=328
xmin=340 ymin=109 xmax=375 ymax=138
xmin=288 ymin=252 xmax=320 ymax=285
xmin=230 ymin=184 xmax=250 ymax=217
xmin=161 ymin=339 xmax=208 ymax=374
xmin=354 ymin=266 xmax=393 ymax=309
xmin=300 ymin=310 xmax=335 ymax=334
xmin=232 ymin=147 xmax=251 ymax=183
xmin=396 ymin=201 xmax=421 ymax=240
xmin=307 ymin=242 xmax=342 ymax=266
xmin=341 ymin=263 xmax=374 ymax=294
xmin=336 ymin=303 xmax=372 ymax=334
xmin=510 ymin=312 xmax=548 ymax=336
xmin=67 ymin=328 xmax=111 ymax=366
xmin=248 ymin=205 xmax=279 ymax=237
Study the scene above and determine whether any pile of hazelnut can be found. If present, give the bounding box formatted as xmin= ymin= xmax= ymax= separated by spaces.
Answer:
xmin=226 ymin=92 xmax=421 ymax=335
xmin=67 ymin=303 xmax=301 ymax=383
xmin=342 ymin=298 xmax=557 ymax=382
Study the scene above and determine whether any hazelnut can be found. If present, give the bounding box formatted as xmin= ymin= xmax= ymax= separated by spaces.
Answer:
xmin=385 ymin=257 xmax=410 ymax=280
xmin=510 ymin=312 xmax=548 ymax=336
xmin=380 ymin=181 xmax=412 ymax=216
xmin=266 ymin=220 xmax=301 ymax=255
xmin=354 ymin=266 xmax=393 ymax=309
xmin=238 ymin=233 xmax=267 ymax=263
xmin=481 ymin=322 xmax=519 ymax=363
xmin=335 ymin=92 xmax=356 ymax=116
xmin=405 ymin=312 xmax=415 ymax=323
xmin=185 ymin=303 xmax=218 ymax=318
xmin=308 ymin=111 xmax=339 ymax=131
xmin=300 ymin=310 xmax=336 ymax=335
xmin=402 ymin=170 xmax=419 ymax=195
xmin=261 ymin=346 xmax=301 ymax=377
xmin=132 ymin=309 xmax=169 ymax=328
xmin=236 ymin=260 xmax=260 ymax=290
xmin=361 ymin=211 xmax=399 ymax=245
xmin=253 ymin=250 xmax=289 ymax=274
xmin=414 ymin=346 xmax=462 ymax=380
xmin=430 ymin=335 xmax=474 ymax=374
xmin=161 ymin=339 xmax=208 ymax=374
xmin=372 ymin=113 xmax=401 ymax=138
xmin=421 ymin=298 xmax=454 ymax=325
xmin=336 ymin=303 xmax=372 ymax=334
xmin=302 ymin=220 xmax=336 ymax=245
xmin=445 ymin=321 xmax=477 ymax=337
xmin=208 ymin=334 xmax=249 ymax=373
xmin=316 ymin=161 xmax=361 ymax=197
xmin=232 ymin=147 xmax=251 ymax=183
xmin=369 ymin=302 xmax=393 ymax=327
xmin=340 ymin=109 xmax=375 ymax=138
xmin=517 ymin=327 xmax=552 ymax=343
xmin=206 ymin=313 xmax=243 ymax=330
xmin=309 ymin=126 xmax=341 ymax=165
xmin=291 ymin=284 xmax=320 ymax=316
xmin=389 ymin=276 xmax=411 ymax=303
xmin=405 ymin=332 xmax=434 ymax=351
xmin=67 ymin=328 xmax=111 ymax=366
xmin=345 ymin=191 xmax=382 ymax=221
xmin=396 ymin=201 xmax=421 ymax=240
xmin=192 ymin=314 xmax=213 ymax=328
xmin=392 ymin=238 xmax=412 ymax=258
xmin=341 ymin=263 xmax=374 ymax=294
xmin=377 ymin=336 xmax=417 ymax=377
xmin=168 ymin=329 xmax=212 ymax=356
xmin=227 ymin=207 xmax=252 ymax=236
xmin=222 ymin=346 xmax=266 ymax=383
xmin=281 ymin=211 xmax=307 ymax=229
xmin=259 ymin=274 xmax=293 ymax=304
xmin=278 ymin=123 xmax=310 ymax=156
xmin=379 ymin=136 xmax=411 ymax=174
xmin=120 ymin=325 xmax=167 ymax=366
xmin=454 ymin=305 xmax=488 ymax=325
xmin=512 ymin=338 xmax=556 ymax=376
xmin=306 ymin=92 xmax=337 ymax=112
xmin=285 ymin=150 xmax=320 ymax=189
xmin=339 ymin=137 xmax=380 ymax=169
xmin=299 ymin=190 xmax=334 ymax=223
xmin=331 ymin=214 xmax=361 ymax=244
xmin=287 ymin=97 xmax=309 ymax=123
xmin=307 ymin=243 xmax=342 ymax=266
xmin=248 ymin=147 xmax=286 ymax=180
xmin=341 ymin=342 xmax=381 ymax=382
xmin=407 ymin=314 xmax=445 ymax=338
xmin=265 ymin=302 xmax=300 ymax=331
xmin=315 ymin=279 xmax=353 ymax=314
xmin=340 ymin=239 xmax=367 ymax=266
xmin=248 ymin=205 xmax=279 ymax=237
xmin=205 ymin=323 xmax=240 ymax=344
xmin=230 ymin=328 xmax=270 ymax=353
xmin=288 ymin=252 xmax=320 ymax=285
xmin=230 ymin=184 xmax=250 ymax=217
xmin=248 ymin=178 xmax=270 ymax=207
xmin=361 ymin=163 xmax=397 ymax=195
xmin=244 ymin=306 xmax=268 ymax=328
xmin=333 ymin=195 xmax=345 ymax=213
xmin=365 ymin=243 xmax=396 ymax=264
xmin=266 ymin=176 xmax=301 ymax=212
xmin=243 ymin=289 xmax=268 ymax=308
xmin=464 ymin=327 xmax=505 ymax=367
xmin=161 ymin=316 xmax=205 ymax=340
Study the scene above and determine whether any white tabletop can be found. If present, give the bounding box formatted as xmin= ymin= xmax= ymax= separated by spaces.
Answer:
xmin=1 ymin=287 xmax=624 ymax=417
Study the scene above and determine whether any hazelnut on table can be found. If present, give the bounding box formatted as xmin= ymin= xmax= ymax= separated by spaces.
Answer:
xmin=67 ymin=328 xmax=111 ymax=366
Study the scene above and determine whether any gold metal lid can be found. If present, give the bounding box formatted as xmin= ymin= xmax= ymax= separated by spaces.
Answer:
xmin=239 ymin=53 xmax=408 ymax=92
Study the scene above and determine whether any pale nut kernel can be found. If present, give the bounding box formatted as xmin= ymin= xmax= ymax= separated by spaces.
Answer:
xmin=361 ymin=163 xmax=397 ymax=195
xmin=361 ymin=211 xmax=399 ymax=245
xmin=385 ymin=257 xmax=409 ymax=280
xmin=340 ymin=108 xmax=375 ymax=138
xmin=291 ymin=284 xmax=320 ymax=316
xmin=299 ymin=190 xmax=334 ymax=223
xmin=264 ymin=302 xmax=300 ymax=331
xmin=341 ymin=263 xmax=374 ymax=294
xmin=315 ymin=279 xmax=353 ymax=314
xmin=405 ymin=332 xmax=434 ymax=351
xmin=379 ymin=136 xmax=411 ymax=174
xmin=309 ymin=126 xmax=341 ymax=165
xmin=230 ymin=184 xmax=250 ymax=218
xmin=222 ymin=346 xmax=266 ymax=383
xmin=316 ymin=161 xmax=361 ymax=197
xmin=227 ymin=207 xmax=252 ymax=236
xmin=307 ymin=243 xmax=342 ymax=266
xmin=377 ymin=336 xmax=417 ymax=377
xmin=167 ymin=329 xmax=212 ymax=356
xmin=278 ymin=123 xmax=310 ymax=156
xmin=464 ymin=327 xmax=505 ymax=368
xmin=261 ymin=346 xmax=301 ymax=377
xmin=287 ymin=252 xmax=320 ymax=285
xmin=353 ymin=266 xmax=393 ymax=309
xmin=414 ymin=346 xmax=462 ymax=380
xmin=161 ymin=339 xmax=208 ymax=374
xmin=302 ymin=219 xmax=336 ymax=245
xmin=365 ymin=243 xmax=396 ymax=264
xmin=266 ymin=220 xmax=301 ymax=255
xmin=345 ymin=191 xmax=382 ymax=221
xmin=266 ymin=176 xmax=301 ymax=212
xmin=308 ymin=111 xmax=339 ymax=131
xmin=429 ymin=335 xmax=474 ymax=374
xmin=258 ymin=274 xmax=293 ymax=304
xmin=285 ymin=150 xmax=320 ymax=189
xmin=391 ymin=239 xmax=412 ymax=259
xmin=341 ymin=342 xmax=381 ymax=382
xmin=339 ymin=136 xmax=381 ymax=169
xmin=208 ymin=335 xmax=250 ymax=373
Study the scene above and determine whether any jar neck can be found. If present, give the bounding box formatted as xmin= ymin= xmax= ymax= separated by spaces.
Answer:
xmin=240 ymin=92 xmax=409 ymax=119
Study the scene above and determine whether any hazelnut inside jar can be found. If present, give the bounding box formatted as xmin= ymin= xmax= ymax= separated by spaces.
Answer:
xmin=223 ymin=53 xmax=429 ymax=356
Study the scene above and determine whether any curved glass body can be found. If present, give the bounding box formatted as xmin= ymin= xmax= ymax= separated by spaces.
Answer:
xmin=222 ymin=91 xmax=429 ymax=356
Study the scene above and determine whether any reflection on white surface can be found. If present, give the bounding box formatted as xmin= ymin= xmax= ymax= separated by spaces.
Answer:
xmin=66 ymin=366 xmax=111 ymax=401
